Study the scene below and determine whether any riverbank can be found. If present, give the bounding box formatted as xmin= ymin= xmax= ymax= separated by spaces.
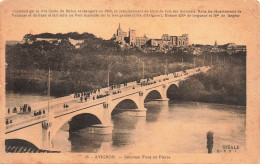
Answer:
xmin=167 ymin=55 xmax=246 ymax=106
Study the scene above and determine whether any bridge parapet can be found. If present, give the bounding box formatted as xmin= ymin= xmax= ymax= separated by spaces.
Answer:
xmin=6 ymin=114 xmax=45 ymax=131
xmin=127 ymin=81 xmax=137 ymax=87
xmin=168 ymin=73 xmax=174 ymax=77
xmin=53 ymin=96 xmax=107 ymax=117
xmin=99 ymin=87 xmax=110 ymax=95
xmin=29 ymin=94 xmax=75 ymax=112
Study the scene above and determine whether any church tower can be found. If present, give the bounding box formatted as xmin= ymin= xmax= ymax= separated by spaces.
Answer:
xmin=116 ymin=23 xmax=126 ymax=44
xmin=129 ymin=28 xmax=136 ymax=46
xmin=214 ymin=40 xmax=218 ymax=47
xmin=117 ymin=23 xmax=122 ymax=36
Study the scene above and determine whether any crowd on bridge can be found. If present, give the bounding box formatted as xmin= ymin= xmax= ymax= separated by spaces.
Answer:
xmin=6 ymin=103 xmax=48 ymax=125
xmin=72 ymin=76 xmax=173 ymax=104
xmin=6 ymin=118 xmax=13 ymax=125
xmin=140 ymin=78 xmax=156 ymax=87
xmin=74 ymin=84 xmax=125 ymax=103
xmin=7 ymin=104 xmax=32 ymax=115
xmin=33 ymin=109 xmax=45 ymax=116
xmin=139 ymin=77 xmax=169 ymax=87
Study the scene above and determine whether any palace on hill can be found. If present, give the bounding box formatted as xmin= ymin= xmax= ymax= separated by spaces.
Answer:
xmin=113 ymin=23 xmax=189 ymax=48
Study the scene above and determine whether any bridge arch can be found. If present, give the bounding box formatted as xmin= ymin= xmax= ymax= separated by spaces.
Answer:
xmin=5 ymin=139 xmax=39 ymax=151
xmin=166 ymin=84 xmax=179 ymax=100
xmin=50 ymin=107 xmax=105 ymax=143
xmin=110 ymin=98 xmax=139 ymax=116
xmin=68 ymin=113 xmax=102 ymax=132
xmin=144 ymin=90 xmax=163 ymax=103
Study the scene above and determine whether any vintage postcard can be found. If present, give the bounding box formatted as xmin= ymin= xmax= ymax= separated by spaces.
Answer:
xmin=0 ymin=0 xmax=259 ymax=163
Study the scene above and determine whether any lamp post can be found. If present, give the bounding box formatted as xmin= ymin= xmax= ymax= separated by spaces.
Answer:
xmin=210 ymin=55 xmax=213 ymax=66
xmin=142 ymin=60 xmax=145 ymax=79
xmin=107 ymin=63 xmax=110 ymax=88
xmin=182 ymin=58 xmax=184 ymax=72
xmin=165 ymin=58 xmax=168 ymax=75
xmin=203 ymin=55 xmax=205 ymax=67
xmin=193 ymin=57 xmax=196 ymax=69
xmin=47 ymin=68 xmax=51 ymax=114
xmin=107 ymin=59 xmax=117 ymax=88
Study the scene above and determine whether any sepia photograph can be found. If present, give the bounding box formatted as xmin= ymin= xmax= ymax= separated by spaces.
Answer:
xmin=0 ymin=0 xmax=259 ymax=163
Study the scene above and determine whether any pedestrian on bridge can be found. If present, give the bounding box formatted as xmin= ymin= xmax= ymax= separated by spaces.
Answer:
xmin=23 ymin=106 xmax=26 ymax=113
xmin=8 ymin=108 xmax=10 ymax=114
xmin=207 ymin=131 xmax=214 ymax=153
xmin=80 ymin=96 xmax=83 ymax=103
xmin=13 ymin=107 xmax=17 ymax=113
xmin=28 ymin=106 xmax=31 ymax=113
xmin=24 ymin=104 xmax=27 ymax=111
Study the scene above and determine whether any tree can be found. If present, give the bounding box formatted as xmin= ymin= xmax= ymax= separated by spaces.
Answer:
xmin=179 ymin=78 xmax=206 ymax=101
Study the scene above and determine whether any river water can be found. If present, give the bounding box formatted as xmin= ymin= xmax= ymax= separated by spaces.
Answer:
xmin=6 ymin=92 xmax=246 ymax=153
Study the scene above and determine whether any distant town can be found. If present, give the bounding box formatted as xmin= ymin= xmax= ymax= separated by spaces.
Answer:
xmin=6 ymin=23 xmax=246 ymax=55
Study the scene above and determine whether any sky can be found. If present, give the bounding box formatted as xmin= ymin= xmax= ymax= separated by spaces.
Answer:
xmin=0 ymin=0 xmax=258 ymax=45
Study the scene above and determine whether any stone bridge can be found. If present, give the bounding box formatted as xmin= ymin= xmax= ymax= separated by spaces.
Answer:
xmin=5 ymin=66 xmax=211 ymax=150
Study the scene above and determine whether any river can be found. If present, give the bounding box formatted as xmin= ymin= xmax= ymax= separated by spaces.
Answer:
xmin=6 ymin=92 xmax=246 ymax=153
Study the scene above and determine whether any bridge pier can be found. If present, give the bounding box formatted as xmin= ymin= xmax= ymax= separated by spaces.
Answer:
xmin=158 ymin=98 xmax=169 ymax=105
xmin=135 ymin=91 xmax=147 ymax=117
xmin=69 ymin=122 xmax=113 ymax=135
xmin=126 ymin=108 xmax=147 ymax=117
xmin=99 ymin=100 xmax=113 ymax=134
xmin=88 ymin=123 xmax=113 ymax=135
xmin=41 ymin=111 xmax=56 ymax=150
xmin=160 ymin=83 xmax=170 ymax=105
xmin=111 ymin=108 xmax=147 ymax=117
xmin=42 ymin=121 xmax=53 ymax=150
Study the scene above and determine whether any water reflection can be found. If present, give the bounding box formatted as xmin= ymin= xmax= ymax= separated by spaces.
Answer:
xmin=111 ymin=115 xmax=146 ymax=147
xmin=69 ymin=133 xmax=112 ymax=153
xmin=145 ymin=104 xmax=163 ymax=122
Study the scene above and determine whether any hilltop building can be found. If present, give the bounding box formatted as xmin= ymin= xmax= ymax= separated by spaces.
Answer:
xmin=35 ymin=38 xmax=62 ymax=45
xmin=68 ymin=38 xmax=84 ymax=48
xmin=115 ymin=23 xmax=127 ymax=44
xmin=219 ymin=43 xmax=246 ymax=54
xmin=6 ymin=40 xmax=21 ymax=46
xmin=113 ymin=23 xmax=189 ymax=48
xmin=115 ymin=24 xmax=148 ymax=47
xmin=22 ymin=35 xmax=84 ymax=48
xmin=150 ymin=33 xmax=189 ymax=47
xmin=214 ymin=40 xmax=218 ymax=47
